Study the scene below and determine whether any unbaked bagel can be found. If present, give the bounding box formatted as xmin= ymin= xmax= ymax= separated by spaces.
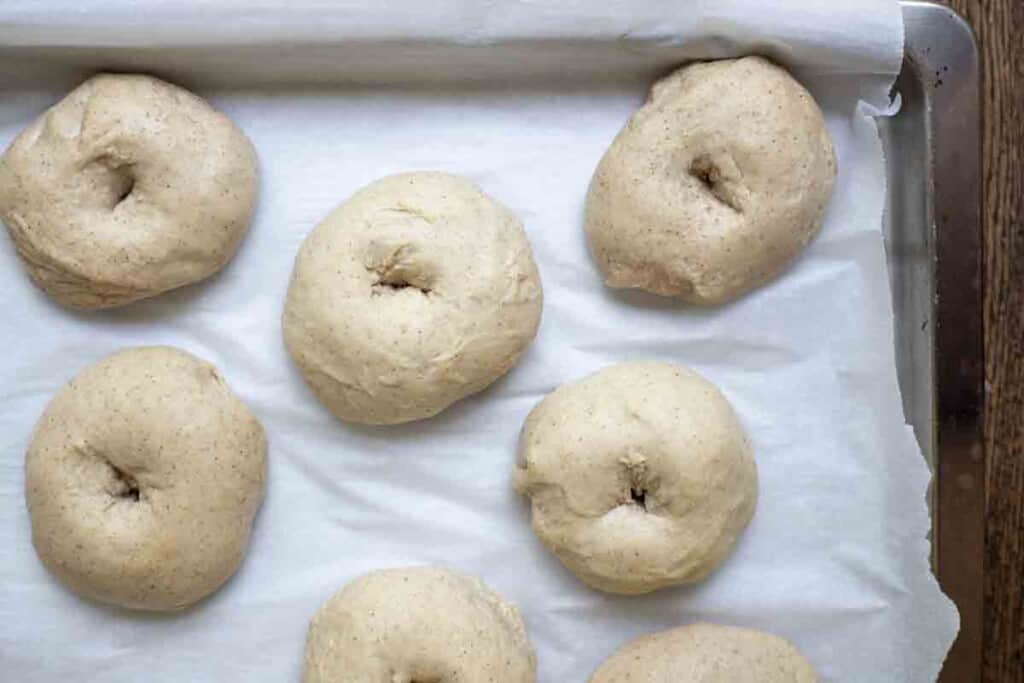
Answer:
xmin=513 ymin=361 xmax=757 ymax=594
xmin=589 ymin=623 xmax=817 ymax=682
xmin=302 ymin=566 xmax=536 ymax=682
xmin=585 ymin=56 xmax=836 ymax=304
xmin=0 ymin=73 xmax=258 ymax=309
xmin=283 ymin=171 xmax=542 ymax=425
xmin=25 ymin=346 xmax=266 ymax=610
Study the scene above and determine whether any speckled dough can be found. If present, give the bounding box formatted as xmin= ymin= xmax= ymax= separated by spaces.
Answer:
xmin=25 ymin=346 xmax=266 ymax=611
xmin=303 ymin=567 xmax=536 ymax=683
xmin=283 ymin=171 xmax=542 ymax=425
xmin=585 ymin=56 xmax=836 ymax=305
xmin=0 ymin=73 xmax=258 ymax=309
xmin=513 ymin=361 xmax=757 ymax=594
xmin=589 ymin=623 xmax=817 ymax=682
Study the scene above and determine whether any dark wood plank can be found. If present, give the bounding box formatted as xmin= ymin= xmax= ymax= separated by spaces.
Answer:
xmin=942 ymin=0 xmax=1024 ymax=680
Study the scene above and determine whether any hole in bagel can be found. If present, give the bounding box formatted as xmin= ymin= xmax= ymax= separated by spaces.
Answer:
xmin=82 ymin=156 xmax=136 ymax=210
xmin=688 ymin=153 xmax=745 ymax=212
xmin=112 ymin=174 xmax=135 ymax=206
xmin=372 ymin=277 xmax=432 ymax=296
xmin=689 ymin=156 xmax=725 ymax=195
xmin=365 ymin=243 xmax=435 ymax=296
xmin=370 ymin=265 xmax=433 ymax=296
xmin=108 ymin=464 xmax=140 ymax=502
xmin=630 ymin=487 xmax=647 ymax=510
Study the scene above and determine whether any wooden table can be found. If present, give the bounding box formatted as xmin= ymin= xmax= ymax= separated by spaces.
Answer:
xmin=942 ymin=1 xmax=1023 ymax=680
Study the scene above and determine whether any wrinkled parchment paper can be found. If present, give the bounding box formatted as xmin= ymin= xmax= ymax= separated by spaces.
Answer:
xmin=0 ymin=2 xmax=959 ymax=681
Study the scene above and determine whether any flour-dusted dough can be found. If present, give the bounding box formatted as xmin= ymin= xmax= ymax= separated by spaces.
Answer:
xmin=303 ymin=567 xmax=536 ymax=683
xmin=513 ymin=361 xmax=757 ymax=594
xmin=589 ymin=623 xmax=817 ymax=682
xmin=25 ymin=347 xmax=266 ymax=611
xmin=0 ymin=73 xmax=258 ymax=309
xmin=585 ymin=56 xmax=836 ymax=305
xmin=283 ymin=171 xmax=542 ymax=425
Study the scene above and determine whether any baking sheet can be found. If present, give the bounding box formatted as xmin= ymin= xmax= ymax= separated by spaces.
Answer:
xmin=0 ymin=2 xmax=959 ymax=681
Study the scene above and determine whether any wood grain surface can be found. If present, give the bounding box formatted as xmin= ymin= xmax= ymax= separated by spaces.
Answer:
xmin=942 ymin=0 xmax=1024 ymax=680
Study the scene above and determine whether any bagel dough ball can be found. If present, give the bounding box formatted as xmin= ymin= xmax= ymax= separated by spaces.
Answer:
xmin=0 ymin=73 xmax=258 ymax=309
xmin=283 ymin=171 xmax=542 ymax=425
xmin=589 ymin=623 xmax=817 ymax=682
xmin=513 ymin=361 xmax=756 ymax=594
xmin=585 ymin=56 xmax=836 ymax=305
xmin=25 ymin=346 xmax=266 ymax=611
xmin=302 ymin=566 xmax=536 ymax=683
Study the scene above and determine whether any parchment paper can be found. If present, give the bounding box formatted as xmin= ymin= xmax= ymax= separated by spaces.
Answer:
xmin=0 ymin=2 xmax=959 ymax=681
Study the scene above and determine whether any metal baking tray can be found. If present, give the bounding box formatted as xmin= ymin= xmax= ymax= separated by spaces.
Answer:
xmin=879 ymin=2 xmax=982 ymax=680
xmin=0 ymin=1 xmax=983 ymax=680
